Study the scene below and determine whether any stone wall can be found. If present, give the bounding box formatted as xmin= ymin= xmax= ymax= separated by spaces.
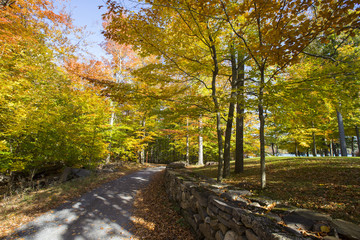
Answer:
xmin=164 ymin=168 xmax=360 ymax=240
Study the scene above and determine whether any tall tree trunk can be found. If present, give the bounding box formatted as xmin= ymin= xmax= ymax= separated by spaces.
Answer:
xmin=356 ymin=126 xmax=360 ymax=155
xmin=295 ymin=141 xmax=298 ymax=157
xmin=223 ymin=50 xmax=238 ymax=178
xmin=271 ymin=143 xmax=275 ymax=156
xmin=334 ymin=143 xmax=339 ymax=156
xmin=336 ymin=108 xmax=347 ymax=157
xmin=140 ymin=149 xmax=145 ymax=164
xmin=223 ymin=101 xmax=235 ymax=178
xmin=186 ymin=117 xmax=189 ymax=164
xmin=235 ymin=57 xmax=245 ymax=174
xmin=312 ymin=132 xmax=317 ymax=157
xmin=140 ymin=118 xmax=146 ymax=164
xmin=351 ymin=136 xmax=354 ymax=156
xmin=259 ymin=67 xmax=266 ymax=189
xmin=324 ymin=138 xmax=329 ymax=156
xmin=311 ymin=121 xmax=317 ymax=157
xmin=197 ymin=115 xmax=204 ymax=165
xmin=209 ymin=36 xmax=223 ymax=182
xmin=215 ymin=111 xmax=223 ymax=182
xmin=330 ymin=140 xmax=333 ymax=156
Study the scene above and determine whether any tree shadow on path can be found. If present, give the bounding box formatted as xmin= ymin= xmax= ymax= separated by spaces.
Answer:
xmin=4 ymin=167 xmax=164 ymax=240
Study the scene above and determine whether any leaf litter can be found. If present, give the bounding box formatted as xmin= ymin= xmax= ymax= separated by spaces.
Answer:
xmin=131 ymin=171 xmax=195 ymax=240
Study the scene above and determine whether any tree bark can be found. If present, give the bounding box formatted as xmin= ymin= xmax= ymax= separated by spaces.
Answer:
xmin=334 ymin=143 xmax=339 ymax=156
xmin=336 ymin=108 xmax=347 ymax=157
xmin=324 ymin=138 xmax=329 ymax=156
xmin=312 ymin=131 xmax=317 ymax=157
xmin=356 ymin=126 xmax=360 ymax=155
xmin=330 ymin=139 xmax=333 ymax=156
xmin=209 ymin=35 xmax=223 ymax=182
xmin=295 ymin=140 xmax=298 ymax=157
xmin=140 ymin=118 xmax=146 ymax=164
xmin=271 ymin=143 xmax=275 ymax=156
xmin=186 ymin=117 xmax=189 ymax=164
xmin=223 ymin=50 xmax=238 ymax=178
xmin=215 ymin=111 xmax=223 ymax=182
xmin=259 ymin=67 xmax=266 ymax=189
xmin=235 ymin=57 xmax=245 ymax=174
xmin=197 ymin=115 xmax=204 ymax=165
xmin=223 ymin=101 xmax=235 ymax=178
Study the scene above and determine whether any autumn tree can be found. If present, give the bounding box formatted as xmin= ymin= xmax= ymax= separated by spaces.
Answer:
xmin=102 ymin=0 xmax=360 ymax=186
xmin=0 ymin=0 xmax=112 ymax=179
xmin=219 ymin=0 xmax=360 ymax=188
xmin=105 ymin=0 xmax=235 ymax=180
xmin=271 ymin=31 xmax=360 ymax=157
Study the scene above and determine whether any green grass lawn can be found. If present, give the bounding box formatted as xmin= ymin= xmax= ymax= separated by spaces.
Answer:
xmin=189 ymin=157 xmax=360 ymax=224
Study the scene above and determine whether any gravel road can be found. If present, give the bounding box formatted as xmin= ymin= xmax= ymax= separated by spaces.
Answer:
xmin=5 ymin=166 xmax=165 ymax=240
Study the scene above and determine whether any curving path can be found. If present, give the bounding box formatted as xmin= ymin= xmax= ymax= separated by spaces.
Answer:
xmin=6 ymin=166 xmax=165 ymax=240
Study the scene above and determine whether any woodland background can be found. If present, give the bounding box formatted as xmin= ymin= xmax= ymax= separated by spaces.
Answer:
xmin=0 ymin=0 xmax=359 ymax=188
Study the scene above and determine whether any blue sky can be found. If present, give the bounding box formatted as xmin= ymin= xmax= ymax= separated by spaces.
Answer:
xmin=59 ymin=0 xmax=145 ymax=60
xmin=64 ymin=0 xmax=108 ymax=59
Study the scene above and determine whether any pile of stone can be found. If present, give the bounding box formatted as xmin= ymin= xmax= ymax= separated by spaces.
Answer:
xmin=164 ymin=168 xmax=360 ymax=240
xmin=167 ymin=161 xmax=189 ymax=169
xmin=60 ymin=167 xmax=92 ymax=182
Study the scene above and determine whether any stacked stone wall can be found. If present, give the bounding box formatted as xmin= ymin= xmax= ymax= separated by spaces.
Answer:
xmin=164 ymin=168 xmax=360 ymax=240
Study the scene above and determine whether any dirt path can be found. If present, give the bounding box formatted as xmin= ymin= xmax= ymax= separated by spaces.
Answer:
xmin=5 ymin=167 xmax=165 ymax=240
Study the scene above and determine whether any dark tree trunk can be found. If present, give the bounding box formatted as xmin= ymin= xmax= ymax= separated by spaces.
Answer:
xmin=271 ymin=143 xmax=275 ymax=156
xmin=259 ymin=67 xmax=266 ymax=189
xmin=215 ymin=110 xmax=224 ymax=182
xmin=356 ymin=126 xmax=360 ymax=155
xmin=323 ymin=138 xmax=328 ymax=156
xmin=324 ymin=147 xmax=329 ymax=156
xmin=334 ymin=143 xmax=339 ymax=156
xmin=312 ymin=132 xmax=317 ymax=157
xmin=223 ymin=50 xmax=238 ymax=178
xmin=295 ymin=141 xmax=298 ymax=157
xmin=351 ymin=136 xmax=354 ymax=156
xmin=223 ymin=102 xmax=235 ymax=178
xmin=336 ymin=109 xmax=347 ymax=157
xmin=209 ymin=36 xmax=223 ymax=182
xmin=186 ymin=118 xmax=189 ymax=164
xmin=235 ymin=58 xmax=245 ymax=174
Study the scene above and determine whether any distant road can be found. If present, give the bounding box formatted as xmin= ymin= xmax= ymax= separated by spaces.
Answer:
xmin=5 ymin=166 xmax=165 ymax=240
